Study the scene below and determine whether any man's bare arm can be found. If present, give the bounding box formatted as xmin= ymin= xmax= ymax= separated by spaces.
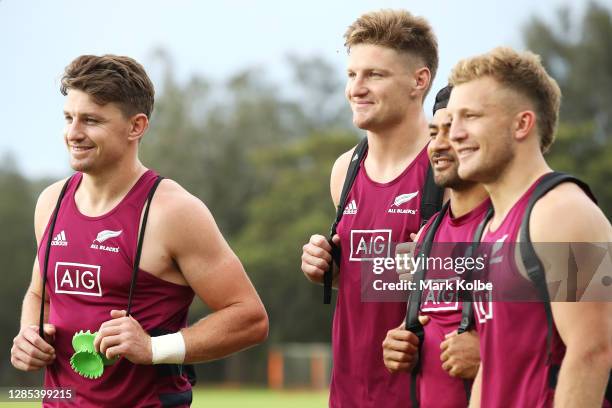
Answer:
xmin=468 ymin=364 xmax=482 ymax=408
xmin=11 ymin=180 xmax=66 ymax=371
xmin=529 ymin=183 xmax=612 ymax=408
xmin=161 ymin=183 xmax=268 ymax=363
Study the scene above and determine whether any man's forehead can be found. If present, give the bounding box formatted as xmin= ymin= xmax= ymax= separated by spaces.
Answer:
xmin=63 ymin=89 xmax=113 ymax=113
xmin=447 ymin=80 xmax=500 ymax=111
xmin=431 ymin=108 xmax=450 ymax=124
xmin=347 ymin=44 xmax=413 ymax=70
xmin=447 ymin=77 xmax=516 ymax=113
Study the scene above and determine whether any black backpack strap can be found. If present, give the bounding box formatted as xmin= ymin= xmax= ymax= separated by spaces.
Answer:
xmin=405 ymin=200 xmax=449 ymax=408
xmin=420 ymin=164 xmax=445 ymax=228
xmin=518 ymin=171 xmax=598 ymax=388
xmin=457 ymin=206 xmax=494 ymax=335
xmin=39 ymin=177 xmax=74 ymax=338
xmin=324 ymin=137 xmax=368 ymax=304
xmin=405 ymin=201 xmax=449 ymax=334
xmin=126 ymin=176 xmax=164 ymax=316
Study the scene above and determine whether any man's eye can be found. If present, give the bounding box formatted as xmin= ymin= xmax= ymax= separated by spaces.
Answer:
xmin=347 ymin=72 xmax=356 ymax=78
xmin=64 ymin=116 xmax=73 ymax=123
xmin=369 ymin=72 xmax=382 ymax=77
xmin=85 ymin=118 xmax=98 ymax=124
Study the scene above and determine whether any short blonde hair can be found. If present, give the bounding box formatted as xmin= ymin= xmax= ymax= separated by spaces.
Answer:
xmin=344 ymin=9 xmax=438 ymax=97
xmin=449 ymin=47 xmax=561 ymax=153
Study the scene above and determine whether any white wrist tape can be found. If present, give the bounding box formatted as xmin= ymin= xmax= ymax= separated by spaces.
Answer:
xmin=151 ymin=332 xmax=186 ymax=365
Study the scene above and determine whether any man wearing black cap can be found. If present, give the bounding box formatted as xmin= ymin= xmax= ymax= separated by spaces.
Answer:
xmin=382 ymin=86 xmax=486 ymax=407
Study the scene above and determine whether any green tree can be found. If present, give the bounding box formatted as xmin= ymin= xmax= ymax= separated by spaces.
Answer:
xmin=523 ymin=1 xmax=612 ymax=217
xmin=235 ymin=132 xmax=358 ymax=343
xmin=0 ymin=155 xmax=41 ymax=385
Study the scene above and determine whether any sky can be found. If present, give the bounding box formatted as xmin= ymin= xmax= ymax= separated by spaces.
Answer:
xmin=1 ymin=0 xmax=608 ymax=178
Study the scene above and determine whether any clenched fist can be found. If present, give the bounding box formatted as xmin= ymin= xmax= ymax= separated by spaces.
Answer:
xmin=301 ymin=234 xmax=340 ymax=285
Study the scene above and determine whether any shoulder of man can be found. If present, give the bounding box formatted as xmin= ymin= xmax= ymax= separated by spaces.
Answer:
xmin=149 ymin=178 xmax=208 ymax=220
xmin=147 ymin=178 xmax=217 ymax=239
xmin=528 ymin=181 xmax=611 ymax=243
xmin=34 ymin=178 xmax=71 ymax=241
xmin=330 ymin=145 xmax=358 ymax=207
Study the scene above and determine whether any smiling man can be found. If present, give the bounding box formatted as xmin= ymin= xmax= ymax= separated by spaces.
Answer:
xmin=383 ymin=86 xmax=487 ymax=408
xmin=10 ymin=55 xmax=268 ymax=407
xmin=300 ymin=10 xmax=442 ymax=408
xmin=447 ymin=47 xmax=612 ymax=408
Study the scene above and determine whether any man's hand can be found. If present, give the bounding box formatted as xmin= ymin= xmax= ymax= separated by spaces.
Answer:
xmin=395 ymin=240 xmax=418 ymax=280
xmin=11 ymin=324 xmax=56 ymax=371
xmin=301 ymin=234 xmax=339 ymax=284
xmin=440 ymin=330 xmax=480 ymax=379
xmin=94 ymin=310 xmax=152 ymax=365
xmin=382 ymin=316 xmax=429 ymax=372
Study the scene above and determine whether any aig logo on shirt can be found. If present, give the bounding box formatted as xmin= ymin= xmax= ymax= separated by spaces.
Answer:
xmin=54 ymin=262 xmax=102 ymax=297
xmin=420 ymin=276 xmax=460 ymax=312
xmin=350 ymin=229 xmax=392 ymax=261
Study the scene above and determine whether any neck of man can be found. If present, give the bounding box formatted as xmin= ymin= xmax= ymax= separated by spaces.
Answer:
xmin=449 ymin=183 xmax=489 ymax=219
xmin=364 ymin=107 xmax=430 ymax=183
xmin=77 ymin=155 xmax=148 ymax=216
xmin=484 ymin=149 xmax=551 ymax=229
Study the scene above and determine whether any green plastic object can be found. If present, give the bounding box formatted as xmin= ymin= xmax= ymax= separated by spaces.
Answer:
xmin=70 ymin=330 xmax=118 ymax=379
xmin=70 ymin=350 xmax=104 ymax=379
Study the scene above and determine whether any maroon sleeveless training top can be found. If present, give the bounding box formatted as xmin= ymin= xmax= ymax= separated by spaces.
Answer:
xmin=331 ymin=146 xmax=430 ymax=408
xmin=38 ymin=170 xmax=195 ymax=407
xmin=417 ymin=199 xmax=490 ymax=408
xmin=475 ymin=175 xmax=564 ymax=408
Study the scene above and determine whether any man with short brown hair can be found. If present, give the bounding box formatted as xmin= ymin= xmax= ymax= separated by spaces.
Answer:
xmin=301 ymin=9 xmax=440 ymax=407
xmin=447 ymin=46 xmax=612 ymax=407
xmin=11 ymin=54 xmax=268 ymax=407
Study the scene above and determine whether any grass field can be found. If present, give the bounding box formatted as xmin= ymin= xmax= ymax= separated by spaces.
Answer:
xmin=0 ymin=388 xmax=329 ymax=407
xmin=193 ymin=388 xmax=328 ymax=407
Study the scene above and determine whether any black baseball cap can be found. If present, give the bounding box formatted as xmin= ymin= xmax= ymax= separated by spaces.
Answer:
xmin=433 ymin=85 xmax=452 ymax=115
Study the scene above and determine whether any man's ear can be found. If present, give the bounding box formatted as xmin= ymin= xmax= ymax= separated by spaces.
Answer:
xmin=128 ymin=113 xmax=149 ymax=143
xmin=410 ymin=67 xmax=431 ymax=100
xmin=513 ymin=110 xmax=537 ymax=143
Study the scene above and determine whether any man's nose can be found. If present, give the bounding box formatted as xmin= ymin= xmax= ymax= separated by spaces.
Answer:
xmin=65 ymin=119 xmax=85 ymax=141
xmin=449 ymin=119 xmax=467 ymax=142
xmin=348 ymin=75 xmax=368 ymax=98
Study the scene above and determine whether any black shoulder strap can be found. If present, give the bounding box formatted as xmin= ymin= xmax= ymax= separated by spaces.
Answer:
xmin=405 ymin=200 xmax=449 ymax=408
xmin=324 ymin=137 xmax=368 ymax=304
xmin=518 ymin=171 xmax=598 ymax=389
xmin=457 ymin=205 xmax=494 ymax=335
xmin=126 ymin=176 xmax=164 ymax=316
xmin=420 ymin=165 xmax=445 ymax=228
xmin=405 ymin=201 xmax=449 ymax=334
xmin=39 ymin=177 xmax=74 ymax=338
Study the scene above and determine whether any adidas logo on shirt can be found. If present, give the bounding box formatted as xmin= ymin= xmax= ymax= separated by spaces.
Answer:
xmin=51 ymin=230 xmax=68 ymax=246
xmin=343 ymin=199 xmax=358 ymax=215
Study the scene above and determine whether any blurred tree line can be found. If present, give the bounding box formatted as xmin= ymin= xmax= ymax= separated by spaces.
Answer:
xmin=524 ymin=1 xmax=612 ymax=212
xmin=1 ymin=1 xmax=610 ymax=386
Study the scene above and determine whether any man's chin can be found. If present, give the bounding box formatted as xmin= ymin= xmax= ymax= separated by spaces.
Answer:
xmin=352 ymin=116 xmax=374 ymax=131
xmin=69 ymin=160 xmax=92 ymax=173
xmin=457 ymin=164 xmax=483 ymax=184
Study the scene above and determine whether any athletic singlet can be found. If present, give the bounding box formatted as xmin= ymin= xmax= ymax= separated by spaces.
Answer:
xmin=416 ymin=199 xmax=490 ymax=408
xmin=475 ymin=174 xmax=564 ymax=408
xmin=38 ymin=170 xmax=195 ymax=407
xmin=331 ymin=146 xmax=429 ymax=408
